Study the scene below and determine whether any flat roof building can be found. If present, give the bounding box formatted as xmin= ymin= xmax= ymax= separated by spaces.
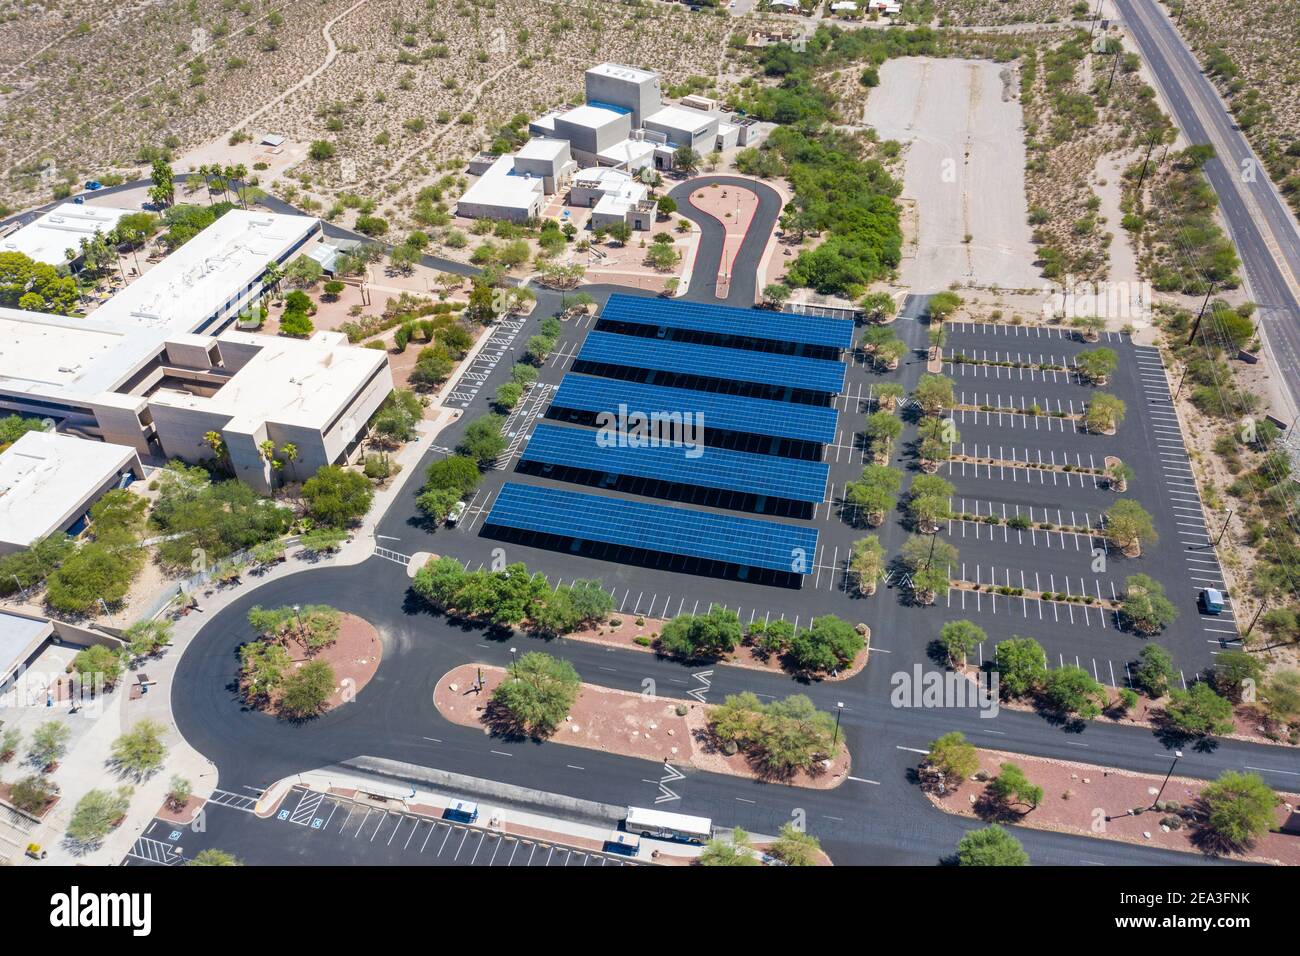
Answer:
xmin=644 ymin=105 xmax=720 ymax=155
xmin=0 ymin=430 xmax=143 ymax=555
xmin=148 ymin=329 xmax=393 ymax=494
xmin=1 ymin=203 xmax=135 ymax=266
xmin=554 ymin=104 xmax=634 ymax=166
xmin=585 ymin=63 xmax=663 ymax=127
xmin=456 ymin=154 xmax=546 ymax=224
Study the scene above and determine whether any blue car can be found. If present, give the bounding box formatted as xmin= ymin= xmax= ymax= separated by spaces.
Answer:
xmin=1198 ymin=588 xmax=1225 ymax=615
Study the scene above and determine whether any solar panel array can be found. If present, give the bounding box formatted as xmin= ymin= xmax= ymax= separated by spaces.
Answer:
xmin=483 ymin=295 xmax=851 ymax=581
xmin=577 ymin=332 xmax=846 ymax=394
xmin=486 ymin=483 xmax=818 ymax=574
xmin=521 ymin=423 xmax=830 ymax=503
xmin=601 ymin=293 xmax=855 ymax=350
xmin=551 ymin=374 xmax=839 ymax=445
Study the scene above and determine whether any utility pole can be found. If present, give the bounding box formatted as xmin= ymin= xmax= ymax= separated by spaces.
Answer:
xmin=1174 ymin=366 xmax=1189 ymax=399
xmin=1106 ymin=46 xmax=1121 ymax=97
xmin=1088 ymin=0 xmax=1104 ymax=39
xmin=1186 ymin=283 xmax=1218 ymax=344
xmin=1213 ymin=509 xmax=1233 ymax=546
xmin=1245 ymin=601 xmax=1268 ymax=637
xmin=1134 ymin=130 xmax=1160 ymax=196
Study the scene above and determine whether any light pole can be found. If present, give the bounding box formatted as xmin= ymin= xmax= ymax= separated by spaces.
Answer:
xmin=833 ymin=702 xmax=844 ymax=748
xmin=1149 ymin=750 xmax=1183 ymax=811
xmin=1213 ymin=509 xmax=1233 ymax=547
xmin=293 ymin=603 xmax=303 ymax=638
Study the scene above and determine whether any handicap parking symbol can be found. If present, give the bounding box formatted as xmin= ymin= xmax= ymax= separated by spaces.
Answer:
xmin=312 ymin=818 xmax=324 ymax=829
xmin=277 ymin=810 xmax=290 ymax=821
xmin=168 ymin=830 xmax=182 ymax=841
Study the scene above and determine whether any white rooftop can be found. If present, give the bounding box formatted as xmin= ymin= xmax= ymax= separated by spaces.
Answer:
xmin=0 ymin=611 xmax=52 ymax=683
xmin=645 ymin=106 xmax=719 ymax=135
xmin=0 ymin=210 xmax=319 ymax=403
xmin=0 ymin=431 xmax=138 ymax=550
xmin=150 ymin=330 xmax=387 ymax=431
xmin=558 ymin=104 xmax=629 ymax=130
xmin=587 ymin=63 xmax=658 ymax=85
xmin=517 ymin=138 xmax=571 ymax=163
xmin=458 ymin=154 xmax=545 ymax=212
xmin=1 ymin=203 xmax=134 ymax=265
xmin=597 ymin=138 xmax=658 ymax=169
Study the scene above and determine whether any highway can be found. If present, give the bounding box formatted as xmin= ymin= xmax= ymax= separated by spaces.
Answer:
xmin=1114 ymin=0 xmax=1300 ymax=418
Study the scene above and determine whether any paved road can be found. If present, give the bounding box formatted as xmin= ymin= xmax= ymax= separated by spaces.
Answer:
xmin=1115 ymin=0 xmax=1300 ymax=418
xmin=668 ymin=175 xmax=782 ymax=306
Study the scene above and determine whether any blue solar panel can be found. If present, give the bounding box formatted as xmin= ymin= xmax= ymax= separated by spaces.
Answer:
xmin=521 ymin=423 xmax=829 ymax=503
xmin=577 ymin=331 xmax=845 ymax=394
xmin=485 ymin=483 xmax=818 ymax=575
xmin=602 ymin=293 xmax=855 ymax=350
xmin=552 ymin=375 xmax=839 ymax=445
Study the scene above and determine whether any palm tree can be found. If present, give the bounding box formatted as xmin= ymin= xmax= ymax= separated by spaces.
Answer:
xmin=231 ymin=163 xmax=249 ymax=208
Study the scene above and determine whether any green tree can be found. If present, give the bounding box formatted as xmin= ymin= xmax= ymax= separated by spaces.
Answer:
xmin=1213 ymin=650 xmax=1264 ymax=702
xmin=279 ymin=659 xmax=336 ymax=718
xmin=302 ymin=465 xmax=373 ymax=528
xmin=658 ymin=605 xmax=742 ymax=660
xmin=29 ymin=720 xmax=71 ymax=767
xmin=1164 ymin=682 xmax=1234 ymax=737
xmin=10 ymin=775 xmax=57 ymax=814
xmin=955 ymin=825 xmax=1029 ymax=866
xmin=940 ymin=620 xmax=985 ymax=667
xmin=1043 ymin=665 xmax=1106 ymax=719
xmin=1077 ymin=347 xmax=1118 ymax=384
xmin=124 ymin=619 xmax=173 ymax=659
xmin=71 ymin=644 xmax=125 ymax=688
xmin=847 ymin=535 xmax=885 ymax=594
xmin=1085 ymin=392 xmax=1126 ymax=433
xmin=1107 ymin=500 xmax=1157 ymax=554
xmin=785 ymin=616 xmax=864 ymax=674
xmin=111 ymin=719 xmax=168 ymax=777
xmin=914 ymin=374 xmax=955 ymax=415
xmin=1135 ymin=643 xmax=1175 ymax=697
xmin=1198 ymin=771 xmax=1280 ymax=851
xmin=148 ymin=156 xmax=175 ymax=207
xmin=926 ymin=731 xmax=978 ymax=786
xmin=987 ymin=762 xmax=1043 ymax=812
xmin=698 ymin=827 xmax=759 ymax=866
xmin=491 ymin=651 xmax=581 ymax=736
xmin=769 ymin=823 xmax=821 ymax=866
xmin=189 ymin=849 xmax=243 ymax=866
xmin=67 ymin=787 xmax=134 ymax=845
xmin=1121 ymin=573 xmax=1178 ymax=634
xmin=457 ymin=414 xmax=507 ymax=466
xmin=994 ymin=637 xmax=1047 ymax=698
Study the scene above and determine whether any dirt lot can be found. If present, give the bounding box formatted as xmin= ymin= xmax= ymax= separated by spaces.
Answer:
xmin=862 ymin=57 xmax=1043 ymax=292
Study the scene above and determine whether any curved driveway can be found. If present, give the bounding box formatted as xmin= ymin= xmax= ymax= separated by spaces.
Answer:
xmin=668 ymin=175 xmax=782 ymax=307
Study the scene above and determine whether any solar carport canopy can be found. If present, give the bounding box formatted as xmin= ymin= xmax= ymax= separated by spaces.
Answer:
xmin=551 ymin=374 xmax=839 ymax=445
xmin=601 ymin=293 xmax=855 ymax=350
xmin=486 ymin=482 xmax=818 ymax=574
xmin=522 ymin=423 xmax=829 ymax=503
xmin=577 ymin=331 xmax=846 ymax=395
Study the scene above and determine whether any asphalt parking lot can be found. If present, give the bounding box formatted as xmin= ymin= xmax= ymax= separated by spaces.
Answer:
xmin=123 ymin=787 xmax=640 ymax=868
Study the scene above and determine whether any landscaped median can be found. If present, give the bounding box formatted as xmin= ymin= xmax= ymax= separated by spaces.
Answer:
xmin=434 ymin=661 xmax=850 ymax=789
xmin=920 ymin=740 xmax=1299 ymax=865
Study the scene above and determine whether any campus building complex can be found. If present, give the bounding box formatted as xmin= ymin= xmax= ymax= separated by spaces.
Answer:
xmin=456 ymin=62 xmax=755 ymax=227
xmin=0 ymin=209 xmax=393 ymax=499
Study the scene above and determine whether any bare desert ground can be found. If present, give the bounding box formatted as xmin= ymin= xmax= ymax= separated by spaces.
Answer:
xmin=863 ymin=56 xmax=1042 ymax=292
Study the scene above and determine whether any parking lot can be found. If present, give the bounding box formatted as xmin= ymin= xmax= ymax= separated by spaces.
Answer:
xmin=124 ymin=786 xmax=640 ymax=868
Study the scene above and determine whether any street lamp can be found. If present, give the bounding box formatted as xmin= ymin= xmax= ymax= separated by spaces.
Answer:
xmin=1149 ymin=750 xmax=1183 ymax=811
xmin=833 ymin=702 xmax=844 ymax=748
xmin=293 ymin=604 xmax=303 ymax=637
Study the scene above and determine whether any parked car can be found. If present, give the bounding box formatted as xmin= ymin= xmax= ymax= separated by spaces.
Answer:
xmin=445 ymin=500 xmax=467 ymax=527
xmin=1198 ymin=588 xmax=1225 ymax=615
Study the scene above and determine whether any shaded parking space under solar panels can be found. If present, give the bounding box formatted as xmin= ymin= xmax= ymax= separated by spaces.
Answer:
xmin=483 ymin=482 xmax=818 ymax=588
xmin=597 ymin=293 xmax=854 ymax=358
xmin=548 ymin=374 xmax=837 ymax=459
xmin=575 ymin=331 xmax=845 ymax=402
xmin=518 ymin=422 xmax=829 ymax=518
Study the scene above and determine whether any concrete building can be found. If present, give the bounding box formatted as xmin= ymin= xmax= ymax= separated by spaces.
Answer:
xmin=148 ymin=330 xmax=392 ymax=494
xmin=571 ymin=168 xmax=655 ymax=232
xmin=585 ymin=63 xmax=662 ymax=128
xmin=1 ymin=203 xmax=135 ymax=266
xmin=597 ymin=138 xmax=659 ymax=173
xmin=513 ymin=138 xmax=577 ymax=194
xmin=553 ymin=104 xmax=633 ymax=166
xmin=643 ymin=105 xmax=720 ymax=157
xmin=455 ymin=154 xmax=546 ymax=223
xmin=0 ymin=430 xmax=143 ymax=555
xmin=0 ymin=211 xmax=322 ymax=452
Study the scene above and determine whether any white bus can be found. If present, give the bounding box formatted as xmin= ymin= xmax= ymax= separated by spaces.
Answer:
xmin=624 ymin=806 xmax=713 ymax=844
